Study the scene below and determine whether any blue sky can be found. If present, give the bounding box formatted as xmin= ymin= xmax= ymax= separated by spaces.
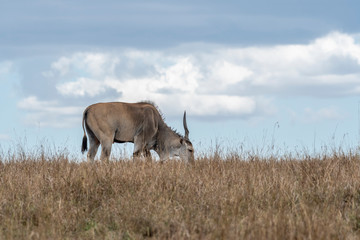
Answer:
xmin=1 ymin=0 xmax=360 ymax=158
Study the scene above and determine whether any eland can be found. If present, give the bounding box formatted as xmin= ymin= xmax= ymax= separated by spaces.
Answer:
xmin=81 ymin=101 xmax=194 ymax=163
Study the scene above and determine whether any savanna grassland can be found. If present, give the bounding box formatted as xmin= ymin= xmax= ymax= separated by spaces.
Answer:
xmin=1 ymin=148 xmax=360 ymax=239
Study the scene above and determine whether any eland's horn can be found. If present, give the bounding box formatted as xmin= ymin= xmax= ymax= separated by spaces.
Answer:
xmin=183 ymin=111 xmax=189 ymax=139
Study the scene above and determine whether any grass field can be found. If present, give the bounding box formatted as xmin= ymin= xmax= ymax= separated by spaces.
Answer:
xmin=1 ymin=148 xmax=360 ymax=239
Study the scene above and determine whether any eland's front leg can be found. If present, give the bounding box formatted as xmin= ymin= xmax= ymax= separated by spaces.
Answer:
xmin=133 ymin=135 xmax=147 ymax=160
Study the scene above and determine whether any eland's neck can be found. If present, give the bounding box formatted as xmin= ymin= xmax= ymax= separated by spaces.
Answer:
xmin=155 ymin=122 xmax=181 ymax=156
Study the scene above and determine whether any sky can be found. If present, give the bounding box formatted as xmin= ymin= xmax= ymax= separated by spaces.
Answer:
xmin=1 ymin=0 xmax=360 ymax=158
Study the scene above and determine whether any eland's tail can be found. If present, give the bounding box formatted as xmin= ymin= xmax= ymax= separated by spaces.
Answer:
xmin=81 ymin=109 xmax=88 ymax=153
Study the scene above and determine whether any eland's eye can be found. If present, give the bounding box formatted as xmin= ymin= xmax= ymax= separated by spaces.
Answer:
xmin=189 ymin=149 xmax=193 ymax=153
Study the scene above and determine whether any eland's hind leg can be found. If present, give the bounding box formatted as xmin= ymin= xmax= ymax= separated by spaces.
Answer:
xmin=100 ymin=138 xmax=113 ymax=162
xmin=87 ymin=131 xmax=100 ymax=162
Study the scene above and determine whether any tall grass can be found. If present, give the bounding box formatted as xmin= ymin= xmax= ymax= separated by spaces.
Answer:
xmin=1 ymin=147 xmax=360 ymax=239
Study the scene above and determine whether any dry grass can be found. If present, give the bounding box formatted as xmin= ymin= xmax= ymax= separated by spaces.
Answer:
xmin=1 ymin=149 xmax=360 ymax=239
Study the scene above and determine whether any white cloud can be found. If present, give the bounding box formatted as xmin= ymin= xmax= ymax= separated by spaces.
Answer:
xmin=43 ymin=52 xmax=120 ymax=79
xmin=217 ymin=32 xmax=360 ymax=90
xmin=47 ymin=31 xmax=360 ymax=98
xmin=18 ymin=96 xmax=82 ymax=127
xmin=312 ymin=32 xmax=360 ymax=63
xmin=18 ymin=31 xmax=360 ymax=127
xmin=44 ymin=51 xmax=266 ymax=118
xmin=209 ymin=61 xmax=253 ymax=90
xmin=156 ymin=57 xmax=200 ymax=93
xmin=50 ymin=57 xmax=72 ymax=76
xmin=179 ymin=94 xmax=256 ymax=116
xmin=57 ymin=77 xmax=109 ymax=97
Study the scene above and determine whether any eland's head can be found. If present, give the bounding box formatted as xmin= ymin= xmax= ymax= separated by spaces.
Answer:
xmin=165 ymin=111 xmax=194 ymax=163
